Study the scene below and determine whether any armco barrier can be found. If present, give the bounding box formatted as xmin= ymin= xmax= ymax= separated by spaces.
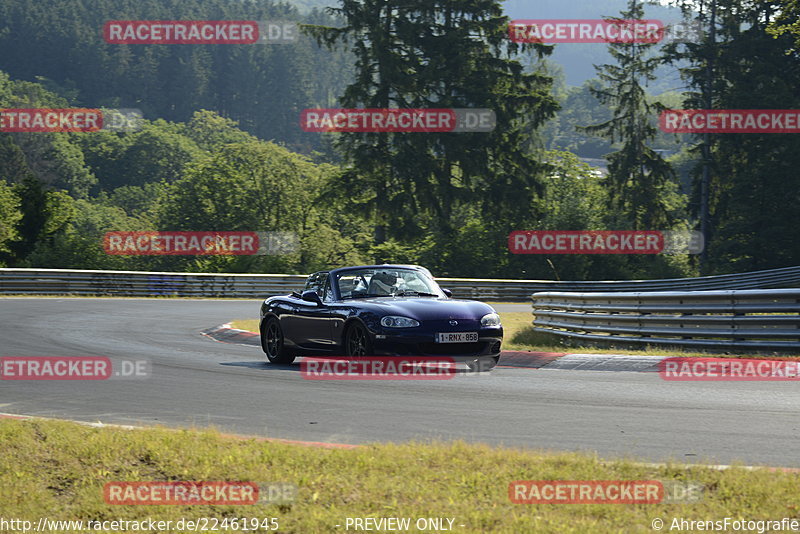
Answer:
xmin=1 ymin=266 xmax=800 ymax=300
xmin=532 ymin=289 xmax=800 ymax=351
xmin=0 ymin=269 xmax=307 ymax=298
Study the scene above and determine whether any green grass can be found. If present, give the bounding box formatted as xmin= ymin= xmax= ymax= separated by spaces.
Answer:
xmin=2 ymin=418 xmax=799 ymax=533
xmin=232 ymin=319 xmax=260 ymax=332
xmin=231 ymin=313 xmax=799 ymax=360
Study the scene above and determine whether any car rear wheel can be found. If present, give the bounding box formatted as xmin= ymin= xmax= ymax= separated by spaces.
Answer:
xmin=261 ymin=317 xmax=295 ymax=364
xmin=345 ymin=322 xmax=373 ymax=356
xmin=466 ymin=355 xmax=500 ymax=372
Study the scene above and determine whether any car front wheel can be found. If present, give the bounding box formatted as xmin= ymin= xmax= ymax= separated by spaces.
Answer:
xmin=261 ymin=317 xmax=295 ymax=365
xmin=345 ymin=322 xmax=373 ymax=356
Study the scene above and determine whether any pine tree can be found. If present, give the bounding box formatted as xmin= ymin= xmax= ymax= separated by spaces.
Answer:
xmin=582 ymin=0 xmax=679 ymax=230
xmin=305 ymin=0 xmax=559 ymax=256
xmin=666 ymin=0 xmax=800 ymax=271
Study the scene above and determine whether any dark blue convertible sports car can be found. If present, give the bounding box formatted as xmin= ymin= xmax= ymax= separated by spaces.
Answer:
xmin=259 ymin=265 xmax=503 ymax=371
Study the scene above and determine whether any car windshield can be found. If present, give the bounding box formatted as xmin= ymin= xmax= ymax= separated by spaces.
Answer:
xmin=336 ymin=268 xmax=442 ymax=299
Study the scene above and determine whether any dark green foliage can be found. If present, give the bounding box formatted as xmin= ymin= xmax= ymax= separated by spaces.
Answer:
xmin=306 ymin=0 xmax=559 ymax=257
xmin=582 ymin=0 xmax=683 ymax=232
xmin=665 ymin=0 xmax=800 ymax=272
xmin=3 ymin=0 xmax=795 ymax=279
xmin=0 ymin=0 xmax=351 ymax=153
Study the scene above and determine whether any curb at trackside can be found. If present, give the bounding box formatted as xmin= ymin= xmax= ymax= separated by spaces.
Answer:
xmin=201 ymin=323 xmax=671 ymax=373
xmin=202 ymin=323 xmax=261 ymax=346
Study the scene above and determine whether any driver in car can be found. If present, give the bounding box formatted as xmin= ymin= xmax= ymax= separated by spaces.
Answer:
xmin=368 ymin=271 xmax=397 ymax=296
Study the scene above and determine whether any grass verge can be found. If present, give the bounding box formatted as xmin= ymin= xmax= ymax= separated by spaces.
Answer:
xmin=2 ymin=418 xmax=798 ymax=533
xmin=231 ymin=319 xmax=260 ymax=333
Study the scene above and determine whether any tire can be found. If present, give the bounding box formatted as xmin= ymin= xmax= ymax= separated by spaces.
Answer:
xmin=345 ymin=322 xmax=373 ymax=356
xmin=466 ymin=355 xmax=500 ymax=372
xmin=261 ymin=317 xmax=295 ymax=364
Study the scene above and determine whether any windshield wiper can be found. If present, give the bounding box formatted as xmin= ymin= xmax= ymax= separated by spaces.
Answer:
xmin=395 ymin=290 xmax=439 ymax=297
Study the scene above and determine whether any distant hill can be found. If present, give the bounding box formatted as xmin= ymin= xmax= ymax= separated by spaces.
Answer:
xmin=503 ymin=0 xmax=685 ymax=89
xmin=289 ymin=0 xmax=687 ymax=89
xmin=289 ymin=0 xmax=335 ymax=12
xmin=289 ymin=0 xmax=339 ymax=10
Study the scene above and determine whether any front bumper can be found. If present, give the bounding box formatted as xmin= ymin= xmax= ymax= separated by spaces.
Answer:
xmin=370 ymin=327 xmax=503 ymax=358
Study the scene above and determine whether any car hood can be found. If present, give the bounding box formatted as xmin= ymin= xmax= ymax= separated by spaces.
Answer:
xmin=352 ymin=297 xmax=495 ymax=321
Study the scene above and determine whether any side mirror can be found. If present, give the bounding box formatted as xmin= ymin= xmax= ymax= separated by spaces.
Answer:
xmin=301 ymin=290 xmax=324 ymax=306
xmin=442 ymin=288 xmax=452 ymax=298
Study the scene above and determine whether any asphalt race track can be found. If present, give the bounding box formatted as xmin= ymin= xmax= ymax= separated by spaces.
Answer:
xmin=1 ymin=298 xmax=799 ymax=467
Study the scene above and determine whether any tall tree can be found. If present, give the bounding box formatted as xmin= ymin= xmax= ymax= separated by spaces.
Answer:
xmin=582 ymin=0 xmax=680 ymax=231
xmin=666 ymin=0 xmax=800 ymax=272
xmin=0 ymin=181 xmax=22 ymax=262
xmin=10 ymin=175 xmax=75 ymax=264
xmin=306 ymin=0 xmax=559 ymax=258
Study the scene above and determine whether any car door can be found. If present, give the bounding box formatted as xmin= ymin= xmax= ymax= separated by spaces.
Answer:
xmin=289 ymin=273 xmax=335 ymax=351
xmin=280 ymin=273 xmax=320 ymax=349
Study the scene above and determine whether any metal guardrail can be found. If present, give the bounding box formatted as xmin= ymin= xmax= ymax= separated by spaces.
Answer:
xmin=532 ymin=289 xmax=800 ymax=351
xmin=522 ymin=266 xmax=800 ymax=292
xmin=1 ymin=266 xmax=800 ymax=300
xmin=2 ymin=267 xmax=799 ymax=350
xmin=0 ymin=269 xmax=307 ymax=298
xmin=443 ymin=266 xmax=800 ymax=299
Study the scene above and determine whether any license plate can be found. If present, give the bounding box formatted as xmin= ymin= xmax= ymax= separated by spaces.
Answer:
xmin=435 ymin=332 xmax=478 ymax=343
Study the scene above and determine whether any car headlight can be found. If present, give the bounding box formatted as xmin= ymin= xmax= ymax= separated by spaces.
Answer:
xmin=481 ymin=313 xmax=501 ymax=327
xmin=381 ymin=316 xmax=420 ymax=328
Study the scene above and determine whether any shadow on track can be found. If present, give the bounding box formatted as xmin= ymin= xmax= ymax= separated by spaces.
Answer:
xmin=219 ymin=360 xmax=490 ymax=375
